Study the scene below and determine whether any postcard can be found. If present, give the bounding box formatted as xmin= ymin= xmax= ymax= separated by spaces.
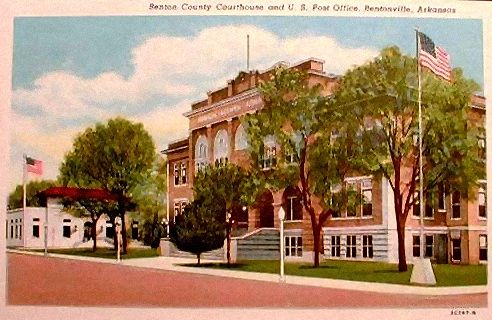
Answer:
xmin=0 ymin=0 xmax=490 ymax=319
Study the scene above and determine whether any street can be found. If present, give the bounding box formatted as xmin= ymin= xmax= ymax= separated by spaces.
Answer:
xmin=7 ymin=253 xmax=487 ymax=308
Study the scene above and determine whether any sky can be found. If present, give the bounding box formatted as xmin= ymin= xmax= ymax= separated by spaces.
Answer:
xmin=10 ymin=15 xmax=483 ymax=191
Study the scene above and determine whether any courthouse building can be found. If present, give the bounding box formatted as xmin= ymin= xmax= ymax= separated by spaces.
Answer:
xmin=163 ymin=58 xmax=487 ymax=265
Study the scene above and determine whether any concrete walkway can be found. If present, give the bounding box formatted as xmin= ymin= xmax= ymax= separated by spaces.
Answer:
xmin=7 ymin=249 xmax=487 ymax=296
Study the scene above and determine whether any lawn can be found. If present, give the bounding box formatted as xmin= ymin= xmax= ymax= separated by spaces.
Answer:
xmin=29 ymin=247 xmax=160 ymax=260
xmin=193 ymin=259 xmax=487 ymax=287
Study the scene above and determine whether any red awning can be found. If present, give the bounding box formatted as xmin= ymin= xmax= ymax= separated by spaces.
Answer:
xmin=38 ymin=186 xmax=127 ymax=203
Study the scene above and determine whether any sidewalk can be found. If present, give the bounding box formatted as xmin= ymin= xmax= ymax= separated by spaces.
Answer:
xmin=7 ymin=249 xmax=487 ymax=296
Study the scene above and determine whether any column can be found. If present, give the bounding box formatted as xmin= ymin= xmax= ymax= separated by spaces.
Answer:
xmin=227 ymin=119 xmax=233 ymax=161
xmin=206 ymin=125 xmax=213 ymax=164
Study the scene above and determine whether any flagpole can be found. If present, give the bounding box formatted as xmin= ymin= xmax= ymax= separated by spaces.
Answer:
xmin=416 ymin=28 xmax=425 ymax=260
xmin=247 ymin=34 xmax=250 ymax=71
xmin=411 ymin=28 xmax=436 ymax=285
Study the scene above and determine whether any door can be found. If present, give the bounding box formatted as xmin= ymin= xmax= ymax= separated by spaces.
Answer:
xmin=434 ymin=234 xmax=448 ymax=264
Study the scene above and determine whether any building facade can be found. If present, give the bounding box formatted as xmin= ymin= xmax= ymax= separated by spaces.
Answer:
xmin=6 ymin=200 xmax=141 ymax=249
xmin=164 ymin=58 xmax=487 ymax=265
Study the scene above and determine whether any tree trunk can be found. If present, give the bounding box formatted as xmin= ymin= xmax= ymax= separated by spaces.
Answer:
xmin=313 ymin=224 xmax=321 ymax=268
xmin=91 ymin=218 xmax=97 ymax=253
xmin=396 ymin=216 xmax=408 ymax=272
xmin=121 ymin=212 xmax=128 ymax=254
xmin=197 ymin=253 xmax=201 ymax=266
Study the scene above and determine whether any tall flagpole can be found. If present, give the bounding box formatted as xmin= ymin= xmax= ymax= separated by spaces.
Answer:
xmin=247 ymin=34 xmax=250 ymax=71
xmin=411 ymin=28 xmax=436 ymax=285
xmin=416 ymin=29 xmax=425 ymax=259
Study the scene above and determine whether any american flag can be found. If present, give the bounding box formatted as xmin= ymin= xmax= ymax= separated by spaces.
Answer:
xmin=418 ymin=32 xmax=451 ymax=81
xmin=26 ymin=156 xmax=43 ymax=175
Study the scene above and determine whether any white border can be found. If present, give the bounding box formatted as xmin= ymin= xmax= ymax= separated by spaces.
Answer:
xmin=1 ymin=1 xmax=491 ymax=320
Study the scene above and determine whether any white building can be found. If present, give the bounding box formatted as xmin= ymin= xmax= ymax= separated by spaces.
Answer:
xmin=6 ymin=202 xmax=115 ymax=249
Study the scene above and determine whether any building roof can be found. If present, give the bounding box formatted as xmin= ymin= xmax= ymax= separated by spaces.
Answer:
xmin=161 ymin=137 xmax=189 ymax=154
xmin=37 ymin=187 xmax=130 ymax=204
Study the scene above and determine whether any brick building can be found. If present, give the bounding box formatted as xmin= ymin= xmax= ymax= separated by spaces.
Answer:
xmin=163 ymin=58 xmax=487 ymax=265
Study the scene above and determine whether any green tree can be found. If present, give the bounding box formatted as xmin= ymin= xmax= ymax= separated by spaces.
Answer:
xmin=8 ymin=180 xmax=57 ymax=209
xmin=331 ymin=47 xmax=484 ymax=271
xmin=58 ymin=117 xmax=156 ymax=253
xmin=192 ymin=163 xmax=250 ymax=266
xmin=130 ymin=156 xmax=167 ymax=248
xmin=244 ymin=67 xmax=361 ymax=267
xmin=170 ymin=199 xmax=226 ymax=265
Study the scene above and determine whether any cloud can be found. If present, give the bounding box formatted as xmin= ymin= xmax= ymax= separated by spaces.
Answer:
xmin=10 ymin=23 xmax=380 ymax=187
xmin=130 ymin=101 xmax=190 ymax=150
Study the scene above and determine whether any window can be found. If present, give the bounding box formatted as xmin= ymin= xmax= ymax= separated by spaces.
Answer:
xmin=214 ymin=129 xmax=229 ymax=165
xmin=438 ymin=184 xmax=446 ymax=211
xmin=15 ymin=219 xmax=18 ymax=239
xmin=362 ymin=235 xmax=373 ymax=258
xmin=479 ymin=235 xmax=487 ymax=261
xmin=413 ymin=191 xmax=420 ymax=217
xmin=452 ymin=191 xmax=461 ymax=219
xmin=346 ymin=235 xmax=357 ymax=258
xmin=344 ymin=177 xmax=372 ymax=218
xmin=452 ymin=238 xmax=461 ymax=261
xmin=285 ymin=236 xmax=302 ymax=257
xmin=63 ymin=219 xmax=71 ymax=238
xmin=424 ymin=193 xmax=434 ymax=218
xmin=174 ymin=163 xmax=179 ymax=185
xmin=234 ymin=124 xmax=248 ymax=150
xmin=174 ymin=161 xmax=188 ymax=185
xmin=5 ymin=221 xmax=8 ymax=239
xmin=478 ymin=136 xmax=486 ymax=160
xmin=346 ymin=181 xmax=357 ymax=217
xmin=329 ymin=183 xmax=342 ymax=218
xmin=413 ymin=235 xmax=420 ymax=257
xmin=425 ymin=235 xmax=433 ymax=258
xmin=479 ymin=183 xmax=486 ymax=219
xmin=19 ymin=219 xmax=22 ymax=239
xmin=331 ymin=236 xmax=341 ymax=257
xmin=180 ymin=162 xmax=187 ymax=184
xmin=173 ymin=200 xmax=188 ymax=219
xmin=195 ymin=135 xmax=209 ymax=171
xmin=32 ymin=218 xmax=40 ymax=238
xmin=284 ymin=187 xmax=303 ymax=221
xmin=284 ymin=133 xmax=302 ymax=164
xmin=10 ymin=223 xmax=13 ymax=239
xmin=106 ymin=221 xmax=114 ymax=238
xmin=361 ymin=179 xmax=372 ymax=216
xmin=261 ymin=135 xmax=277 ymax=170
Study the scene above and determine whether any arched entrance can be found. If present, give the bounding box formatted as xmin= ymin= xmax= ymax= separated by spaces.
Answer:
xmin=256 ymin=190 xmax=274 ymax=228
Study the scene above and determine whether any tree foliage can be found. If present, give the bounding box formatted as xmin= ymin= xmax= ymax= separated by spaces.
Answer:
xmin=331 ymin=46 xmax=483 ymax=271
xmin=192 ymin=163 xmax=251 ymax=265
xmin=58 ymin=117 xmax=156 ymax=252
xmin=170 ymin=198 xmax=226 ymax=265
xmin=244 ymin=67 xmax=361 ymax=267
xmin=8 ymin=180 xmax=57 ymax=210
xmin=130 ymin=156 xmax=167 ymax=248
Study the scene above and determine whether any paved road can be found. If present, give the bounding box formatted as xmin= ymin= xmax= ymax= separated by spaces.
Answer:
xmin=7 ymin=253 xmax=487 ymax=308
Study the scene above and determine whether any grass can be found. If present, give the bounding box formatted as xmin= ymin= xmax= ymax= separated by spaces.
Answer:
xmin=187 ymin=259 xmax=487 ymax=287
xmin=432 ymin=264 xmax=487 ymax=286
xmin=28 ymin=247 xmax=160 ymax=260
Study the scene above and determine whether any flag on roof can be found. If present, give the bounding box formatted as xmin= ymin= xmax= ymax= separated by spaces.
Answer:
xmin=26 ymin=156 xmax=43 ymax=175
xmin=418 ymin=32 xmax=452 ymax=81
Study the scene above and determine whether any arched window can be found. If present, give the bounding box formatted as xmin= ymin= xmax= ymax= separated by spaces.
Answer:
xmin=235 ymin=124 xmax=248 ymax=150
xmin=195 ymin=135 xmax=208 ymax=171
xmin=214 ymin=129 xmax=229 ymax=166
